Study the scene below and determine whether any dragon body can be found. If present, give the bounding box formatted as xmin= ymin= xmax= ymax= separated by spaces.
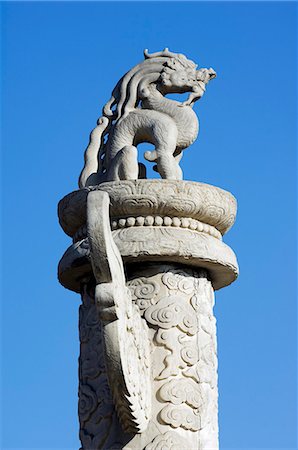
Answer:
xmin=79 ymin=49 xmax=215 ymax=187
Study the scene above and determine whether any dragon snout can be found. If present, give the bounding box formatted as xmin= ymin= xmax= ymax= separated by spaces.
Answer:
xmin=196 ymin=68 xmax=217 ymax=84
xmin=208 ymin=68 xmax=217 ymax=80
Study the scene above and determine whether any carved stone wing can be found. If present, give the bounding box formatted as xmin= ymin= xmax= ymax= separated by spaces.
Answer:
xmin=86 ymin=190 xmax=151 ymax=433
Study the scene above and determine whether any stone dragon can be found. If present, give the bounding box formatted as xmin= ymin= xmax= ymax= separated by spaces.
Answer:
xmin=79 ymin=48 xmax=216 ymax=187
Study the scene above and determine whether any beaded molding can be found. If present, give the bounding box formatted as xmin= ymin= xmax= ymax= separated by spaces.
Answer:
xmin=73 ymin=216 xmax=222 ymax=243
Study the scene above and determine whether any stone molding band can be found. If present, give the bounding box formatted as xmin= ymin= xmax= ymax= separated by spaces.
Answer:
xmin=58 ymin=227 xmax=238 ymax=293
xmin=73 ymin=216 xmax=222 ymax=243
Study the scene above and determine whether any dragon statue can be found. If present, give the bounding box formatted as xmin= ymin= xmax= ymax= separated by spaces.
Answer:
xmin=79 ymin=48 xmax=216 ymax=188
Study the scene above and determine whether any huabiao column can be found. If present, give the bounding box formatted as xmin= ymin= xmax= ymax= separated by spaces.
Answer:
xmin=58 ymin=48 xmax=238 ymax=450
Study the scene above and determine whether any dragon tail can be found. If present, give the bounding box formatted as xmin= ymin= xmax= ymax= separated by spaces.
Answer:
xmin=78 ymin=116 xmax=109 ymax=188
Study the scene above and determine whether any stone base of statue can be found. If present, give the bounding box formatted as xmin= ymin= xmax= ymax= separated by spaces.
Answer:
xmin=58 ymin=180 xmax=238 ymax=450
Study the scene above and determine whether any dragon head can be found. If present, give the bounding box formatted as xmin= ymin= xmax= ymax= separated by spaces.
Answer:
xmin=103 ymin=49 xmax=216 ymax=122
xmin=155 ymin=49 xmax=216 ymax=105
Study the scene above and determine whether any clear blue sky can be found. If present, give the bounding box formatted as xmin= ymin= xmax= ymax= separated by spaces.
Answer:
xmin=1 ymin=2 xmax=297 ymax=449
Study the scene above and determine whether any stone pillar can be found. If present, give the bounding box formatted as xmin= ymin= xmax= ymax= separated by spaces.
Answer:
xmin=58 ymin=179 xmax=238 ymax=449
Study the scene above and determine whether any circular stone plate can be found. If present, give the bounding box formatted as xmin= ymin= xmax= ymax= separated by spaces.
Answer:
xmin=58 ymin=179 xmax=237 ymax=237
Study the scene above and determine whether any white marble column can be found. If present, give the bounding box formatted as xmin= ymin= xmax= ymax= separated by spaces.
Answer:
xmin=58 ymin=179 xmax=238 ymax=450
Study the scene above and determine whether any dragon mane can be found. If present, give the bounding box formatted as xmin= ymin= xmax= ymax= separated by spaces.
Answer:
xmin=102 ymin=48 xmax=197 ymax=123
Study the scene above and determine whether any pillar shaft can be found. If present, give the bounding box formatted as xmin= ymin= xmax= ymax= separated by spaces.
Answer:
xmin=127 ymin=264 xmax=218 ymax=450
xmin=78 ymin=263 xmax=218 ymax=449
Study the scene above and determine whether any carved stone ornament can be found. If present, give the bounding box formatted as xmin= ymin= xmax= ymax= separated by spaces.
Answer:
xmin=57 ymin=49 xmax=239 ymax=450
xmin=78 ymin=48 xmax=216 ymax=187
xmin=86 ymin=190 xmax=151 ymax=433
xmin=58 ymin=179 xmax=238 ymax=293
